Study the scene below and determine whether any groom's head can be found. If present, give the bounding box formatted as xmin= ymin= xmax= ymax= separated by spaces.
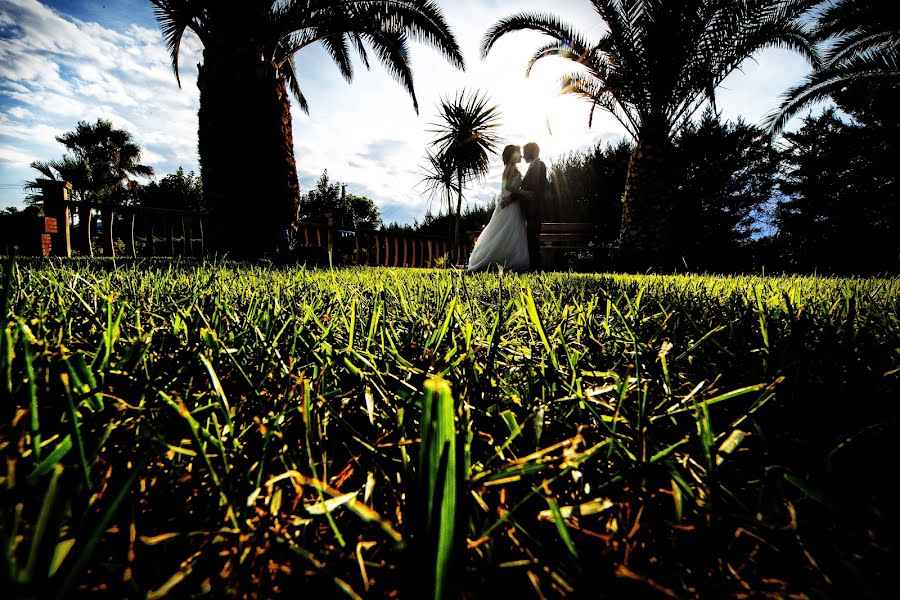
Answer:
xmin=523 ymin=143 xmax=540 ymax=163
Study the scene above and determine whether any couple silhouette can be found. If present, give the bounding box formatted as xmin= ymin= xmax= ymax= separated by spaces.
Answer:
xmin=467 ymin=142 xmax=547 ymax=272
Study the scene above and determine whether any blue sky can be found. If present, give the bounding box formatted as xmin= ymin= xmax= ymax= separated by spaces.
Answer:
xmin=0 ymin=0 xmax=820 ymax=225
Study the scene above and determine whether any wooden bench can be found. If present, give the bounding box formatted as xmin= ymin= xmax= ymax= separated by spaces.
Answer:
xmin=539 ymin=223 xmax=616 ymax=267
xmin=540 ymin=223 xmax=595 ymax=250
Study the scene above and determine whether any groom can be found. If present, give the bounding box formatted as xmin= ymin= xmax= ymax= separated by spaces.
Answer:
xmin=518 ymin=142 xmax=547 ymax=271
xmin=500 ymin=142 xmax=547 ymax=270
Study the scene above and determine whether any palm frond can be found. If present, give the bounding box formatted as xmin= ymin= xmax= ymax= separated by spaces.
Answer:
xmin=272 ymin=0 xmax=463 ymax=114
xmin=362 ymin=30 xmax=419 ymax=112
xmin=279 ymin=0 xmax=463 ymax=69
xmin=149 ymin=0 xmax=204 ymax=88
xmin=481 ymin=12 xmax=591 ymax=60
xmin=764 ymin=65 xmax=900 ymax=133
xmin=771 ymin=0 xmax=900 ymax=133
xmin=419 ymin=150 xmax=460 ymax=198
xmin=283 ymin=54 xmax=311 ymax=114
xmin=825 ymin=30 xmax=898 ymax=67
xmin=816 ymin=0 xmax=898 ymax=41
xmin=350 ymin=32 xmax=371 ymax=69
xmin=321 ymin=32 xmax=354 ymax=82
xmin=28 ymin=161 xmax=58 ymax=182
xmin=524 ymin=40 xmax=594 ymax=78
xmin=560 ymin=70 xmax=638 ymax=135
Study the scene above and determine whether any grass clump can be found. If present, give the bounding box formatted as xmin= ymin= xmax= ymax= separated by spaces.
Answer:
xmin=1 ymin=258 xmax=898 ymax=598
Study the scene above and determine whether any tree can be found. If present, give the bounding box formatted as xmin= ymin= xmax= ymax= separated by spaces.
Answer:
xmin=140 ymin=167 xmax=204 ymax=211
xmin=428 ymin=90 xmax=501 ymax=257
xmin=26 ymin=155 xmax=90 ymax=206
xmin=27 ymin=119 xmax=153 ymax=204
xmin=412 ymin=203 xmax=495 ymax=239
xmin=550 ymin=140 xmax=632 ymax=243
xmin=419 ymin=149 xmax=461 ymax=243
xmin=482 ymin=0 xmax=819 ymax=269
xmin=344 ymin=193 xmax=382 ymax=230
xmin=768 ymin=0 xmax=900 ymax=132
xmin=0 ymin=205 xmax=42 ymax=255
xmin=772 ymin=109 xmax=900 ymax=274
xmin=150 ymin=0 xmax=464 ymax=258
xmin=26 ymin=119 xmax=154 ymax=255
xmin=300 ymin=170 xmax=381 ymax=230
xmin=669 ymin=110 xmax=779 ymax=271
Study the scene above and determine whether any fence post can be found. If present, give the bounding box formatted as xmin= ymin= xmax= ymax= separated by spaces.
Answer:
xmin=102 ymin=207 xmax=115 ymax=257
xmin=181 ymin=216 xmax=188 ymax=256
xmin=198 ymin=215 xmax=205 ymax=257
xmin=126 ymin=211 xmax=137 ymax=257
xmin=81 ymin=205 xmax=94 ymax=257
xmin=148 ymin=217 xmax=156 ymax=256
xmin=325 ymin=212 xmax=335 ymax=259
xmin=187 ymin=217 xmax=194 ymax=257
xmin=166 ymin=216 xmax=174 ymax=256
xmin=36 ymin=179 xmax=72 ymax=257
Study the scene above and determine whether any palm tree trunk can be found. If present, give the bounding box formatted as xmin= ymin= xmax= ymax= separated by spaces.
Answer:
xmin=454 ymin=167 xmax=463 ymax=263
xmin=446 ymin=191 xmax=453 ymax=260
xmin=617 ymin=124 xmax=675 ymax=271
xmin=197 ymin=47 xmax=301 ymax=258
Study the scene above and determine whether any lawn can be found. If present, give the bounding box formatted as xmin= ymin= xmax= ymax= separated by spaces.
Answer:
xmin=2 ymin=258 xmax=898 ymax=598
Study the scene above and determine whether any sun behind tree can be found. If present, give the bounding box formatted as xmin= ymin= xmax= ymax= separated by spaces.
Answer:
xmin=481 ymin=0 xmax=820 ymax=270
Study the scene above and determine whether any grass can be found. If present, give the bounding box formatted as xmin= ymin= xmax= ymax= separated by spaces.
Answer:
xmin=1 ymin=257 xmax=898 ymax=598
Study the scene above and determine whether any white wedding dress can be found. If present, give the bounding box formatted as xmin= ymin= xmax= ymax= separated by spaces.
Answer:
xmin=467 ymin=169 xmax=530 ymax=272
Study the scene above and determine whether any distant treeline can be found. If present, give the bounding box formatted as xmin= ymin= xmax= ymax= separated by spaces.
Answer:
xmin=391 ymin=94 xmax=898 ymax=276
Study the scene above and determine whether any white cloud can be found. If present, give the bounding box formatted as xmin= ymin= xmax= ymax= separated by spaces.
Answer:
xmin=0 ymin=145 xmax=35 ymax=168
xmin=0 ymin=0 xmax=201 ymax=207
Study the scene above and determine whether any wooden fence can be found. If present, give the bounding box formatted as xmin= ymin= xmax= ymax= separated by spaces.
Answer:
xmin=296 ymin=219 xmax=467 ymax=268
xmin=28 ymin=179 xmax=469 ymax=266
xmin=33 ymin=180 xmax=205 ymax=258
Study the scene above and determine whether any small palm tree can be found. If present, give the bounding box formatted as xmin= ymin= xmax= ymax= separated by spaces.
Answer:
xmin=767 ymin=0 xmax=900 ymax=132
xmin=55 ymin=119 xmax=154 ymax=200
xmin=428 ymin=90 xmax=502 ymax=260
xmin=26 ymin=156 xmax=90 ymax=205
xmin=482 ymin=0 xmax=820 ymax=269
xmin=26 ymin=119 xmax=153 ymax=255
xmin=151 ymin=0 xmax=465 ymax=257
xmin=419 ymin=149 xmax=461 ymax=247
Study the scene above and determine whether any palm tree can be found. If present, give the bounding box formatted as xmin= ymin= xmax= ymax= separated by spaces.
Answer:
xmin=29 ymin=120 xmax=154 ymax=203
xmin=420 ymin=149 xmax=461 ymax=248
xmin=26 ymin=156 xmax=90 ymax=206
xmin=150 ymin=0 xmax=464 ymax=258
xmin=482 ymin=0 xmax=820 ymax=269
xmin=26 ymin=119 xmax=154 ymax=255
xmin=428 ymin=90 xmax=501 ymax=260
xmin=767 ymin=0 xmax=900 ymax=132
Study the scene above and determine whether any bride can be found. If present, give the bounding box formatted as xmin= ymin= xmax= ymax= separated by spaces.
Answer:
xmin=467 ymin=145 xmax=530 ymax=272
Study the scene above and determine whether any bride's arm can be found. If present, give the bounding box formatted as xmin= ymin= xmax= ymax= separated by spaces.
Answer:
xmin=500 ymin=166 xmax=520 ymax=207
xmin=503 ymin=166 xmax=520 ymax=193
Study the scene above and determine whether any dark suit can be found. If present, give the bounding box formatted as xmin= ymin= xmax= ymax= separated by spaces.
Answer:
xmin=520 ymin=158 xmax=547 ymax=270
